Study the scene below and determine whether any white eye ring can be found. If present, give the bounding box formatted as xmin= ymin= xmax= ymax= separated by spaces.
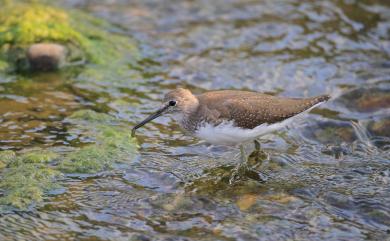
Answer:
xmin=169 ymin=100 xmax=177 ymax=106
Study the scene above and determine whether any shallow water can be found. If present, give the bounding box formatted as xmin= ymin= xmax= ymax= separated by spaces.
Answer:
xmin=1 ymin=0 xmax=390 ymax=240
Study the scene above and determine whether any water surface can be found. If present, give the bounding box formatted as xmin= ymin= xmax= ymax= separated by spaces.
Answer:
xmin=1 ymin=0 xmax=390 ymax=240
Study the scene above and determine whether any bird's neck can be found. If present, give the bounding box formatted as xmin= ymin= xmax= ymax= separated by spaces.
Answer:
xmin=178 ymin=98 xmax=200 ymax=133
xmin=181 ymin=94 xmax=199 ymax=115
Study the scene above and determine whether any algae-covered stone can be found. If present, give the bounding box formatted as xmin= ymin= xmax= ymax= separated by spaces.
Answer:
xmin=60 ymin=125 xmax=138 ymax=173
xmin=0 ymin=3 xmax=86 ymax=46
xmin=60 ymin=145 xmax=112 ymax=174
xmin=0 ymin=150 xmax=61 ymax=210
xmin=0 ymin=1 xmax=140 ymax=72
xmin=0 ymin=2 xmax=85 ymax=70
xmin=0 ymin=164 xmax=61 ymax=209
xmin=60 ymin=110 xmax=138 ymax=173
xmin=7 ymin=150 xmax=58 ymax=167
xmin=20 ymin=150 xmax=57 ymax=163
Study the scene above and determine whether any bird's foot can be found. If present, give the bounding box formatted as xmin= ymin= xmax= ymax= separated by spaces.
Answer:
xmin=254 ymin=139 xmax=261 ymax=151
xmin=229 ymin=162 xmax=247 ymax=184
xmin=229 ymin=144 xmax=267 ymax=184
xmin=248 ymin=140 xmax=268 ymax=167
xmin=229 ymin=163 xmax=266 ymax=184
xmin=248 ymin=149 xmax=267 ymax=167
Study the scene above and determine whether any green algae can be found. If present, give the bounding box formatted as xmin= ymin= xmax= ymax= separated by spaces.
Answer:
xmin=0 ymin=150 xmax=61 ymax=209
xmin=0 ymin=110 xmax=138 ymax=210
xmin=60 ymin=145 xmax=112 ymax=174
xmin=60 ymin=125 xmax=138 ymax=173
xmin=60 ymin=110 xmax=138 ymax=173
xmin=8 ymin=150 xmax=58 ymax=167
xmin=67 ymin=109 xmax=116 ymax=124
xmin=0 ymin=3 xmax=86 ymax=46
xmin=0 ymin=150 xmax=16 ymax=168
xmin=0 ymin=164 xmax=61 ymax=209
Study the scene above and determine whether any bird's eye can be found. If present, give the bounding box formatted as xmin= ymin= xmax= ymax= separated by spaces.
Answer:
xmin=169 ymin=100 xmax=177 ymax=106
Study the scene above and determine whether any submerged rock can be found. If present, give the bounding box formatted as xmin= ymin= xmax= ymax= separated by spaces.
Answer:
xmin=337 ymin=87 xmax=390 ymax=113
xmin=367 ymin=118 xmax=390 ymax=138
xmin=236 ymin=194 xmax=257 ymax=211
xmin=303 ymin=120 xmax=357 ymax=145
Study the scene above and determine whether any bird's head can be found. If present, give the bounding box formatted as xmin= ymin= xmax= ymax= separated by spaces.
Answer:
xmin=131 ymin=88 xmax=199 ymax=136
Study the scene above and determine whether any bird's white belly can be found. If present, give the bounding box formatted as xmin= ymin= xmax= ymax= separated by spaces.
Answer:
xmin=194 ymin=102 xmax=323 ymax=145
xmin=194 ymin=121 xmax=281 ymax=145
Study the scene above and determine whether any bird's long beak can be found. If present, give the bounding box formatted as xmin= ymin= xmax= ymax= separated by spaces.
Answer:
xmin=131 ymin=103 xmax=170 ymax=137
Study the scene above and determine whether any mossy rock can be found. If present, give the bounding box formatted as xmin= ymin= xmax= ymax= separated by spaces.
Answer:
xmin=63 ymin=109 xmax=138 ymax=175
xmin=9 ymin=150 xmax=58 ymax=167
xmin=0 ymin=110 xmax=138 ymax=210
xmin=60 ymin=124 xmax=138 ymax=173
xmin=0 ymin=2 xmax=84 ymax=45
xmin=0 ymin=1 xmax=140 ymax=72
xmin=367 ymin=118 xmax=390 ymax=138
xmin=0 ymin=154 xmax=61 ymax=209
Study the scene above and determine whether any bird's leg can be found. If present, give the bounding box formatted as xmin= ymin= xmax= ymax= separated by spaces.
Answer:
xmin=254 ymin=139 xmax=260 ymax=151
xmin=250 ymin=140 xmax=268 ymax=182
xmin=240 ymin=144 xmax=248 ymax=164
xmin=229 ymin=145 xmax=248 ymax=184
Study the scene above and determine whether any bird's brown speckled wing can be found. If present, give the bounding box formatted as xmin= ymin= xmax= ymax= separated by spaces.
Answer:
xmin=197 ymin=90 xmax=330 ymax=129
